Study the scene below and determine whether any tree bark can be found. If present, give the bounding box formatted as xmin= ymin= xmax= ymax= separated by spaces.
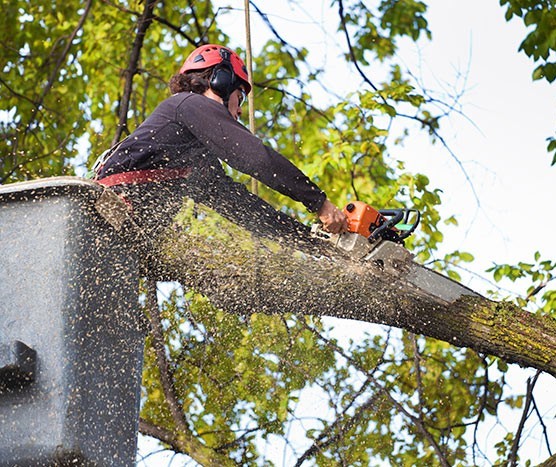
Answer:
xmin=537 ymin=455 xmax=556 ymax=467
xmin=150 ymin=203 xmax=556 ymax=379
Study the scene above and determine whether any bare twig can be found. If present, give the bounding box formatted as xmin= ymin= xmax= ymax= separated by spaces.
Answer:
xmin=101 ymin=0 xmax=199 ymax=45
xmin=337 ymin=0 xmax=379 ymax=93
xmin=293 ymin=384 xmax=385 ymax=467
xmin=397 ymin=111 xmax=482 ymax=206
xmin=383 ymin=386 xmax=451 ymax=467
xmin=0 ymin=2 xmax=92 ymax=181
xmin=36 ymin=0 xmax=93 ymax=112
xmin=508 ymin=371 xmax=540 ymax=466
xmin=336 ymin=0 xmax=481 ymax=208
xmin=526 ymin=276 xmax=556 ymax=301
xmin=531 ymin=395 xmax=553 ymax=456
xmin=0 ymin=132 xmax=72 ymax=183
xmin=471 ymin=357 xmax=492 ymax=465
xmin=411 ymin=334 xmax=426 ymax=418
xmin=250 ymin=1 xmax=303 ymax=57
xmin=186 ymin=0 xmax=204 ymax=39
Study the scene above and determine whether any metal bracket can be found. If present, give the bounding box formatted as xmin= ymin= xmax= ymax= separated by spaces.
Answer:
xmin=95 ymin=189 xmax=131 ymax=231
xmin=311 ymin=225 xmax=375 ymax=259
xmin=0 ymin=341 xmax=37 ymax=391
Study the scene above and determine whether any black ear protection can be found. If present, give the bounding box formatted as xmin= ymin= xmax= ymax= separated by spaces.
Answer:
xmin=209 ymin=48 xmax=237 ymax=103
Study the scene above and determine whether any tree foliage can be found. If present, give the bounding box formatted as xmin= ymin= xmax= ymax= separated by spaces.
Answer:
xmin=500 ymin=0 xmax=556 ymax=83
xmin=1 ymin=1 xmax=554 ymax=466
xmin=499 ymin=0 xmax=556 ymax=163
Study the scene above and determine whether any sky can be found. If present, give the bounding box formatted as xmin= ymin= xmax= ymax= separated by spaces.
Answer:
xmin=138 ymin=0 xmax=556 ymax=465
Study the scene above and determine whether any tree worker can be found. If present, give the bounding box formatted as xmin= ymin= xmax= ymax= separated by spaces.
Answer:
xmin=93 ymin=43 xmax=347 ymax=249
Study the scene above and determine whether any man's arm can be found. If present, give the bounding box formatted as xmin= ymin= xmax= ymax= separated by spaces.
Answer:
xmin=177 ymin=93 xmax=347 ymax=232
xmin=176 ymin=94 xmax=324 ymax=210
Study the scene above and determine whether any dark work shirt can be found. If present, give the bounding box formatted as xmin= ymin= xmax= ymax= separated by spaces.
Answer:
xmin=98 ymin=92 xmax=326 ymax=213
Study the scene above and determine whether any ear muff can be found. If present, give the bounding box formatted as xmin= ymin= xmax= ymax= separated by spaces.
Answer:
xmin=209 ymin=48 xmax=237 ymax=102
xmin=209 ymin=64 xmax=236 ymax=99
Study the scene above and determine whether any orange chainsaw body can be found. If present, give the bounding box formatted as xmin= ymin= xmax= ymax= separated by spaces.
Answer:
xmin=342 ymin=201 xmax=385 ymax=237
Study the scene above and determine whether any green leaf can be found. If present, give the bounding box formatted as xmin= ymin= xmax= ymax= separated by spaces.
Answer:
xmin=460 ymin=252 xmax=475 ymax=262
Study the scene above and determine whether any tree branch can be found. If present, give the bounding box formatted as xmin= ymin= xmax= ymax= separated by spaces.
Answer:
xmin=153 ymin=201 xmax=556 ymax=378
xmin=411 ymin=334 xmax=426 ymax=418
xmin=537 ymin=454 xmax=556 ymax=467
xmin=336 ymin=0 xmax=481 ymax=208
xmin=337 ymin=0 xmax=379 ymax=92
xmin=113 ymin=0 xmax=157 ymax=144
xmin=0 ymin=2 xmax=92 ymax=181
xmin=508 ymin=371 xmax=540 ymax=466
xmin=30 ymin=0 xmax=93 ymax=119
xmin=382 ymin=385 xmax=451 ymax=467
xmin=139 ymin=418 xmax=185 ymax=453
xmin=101 ymin=0 xmax=199 ymax=46
xmin=250 ymin=1 xmax=303 ymax=57
xmin=138 ymin=417 xmax=235 ymax=466
xmin=294 ymin=383 xmax=385 ymax=466
xmin=144 ymin=278 xmax=236 ymax=466
xmin=532 ymin=394 xmax=553 ymax=456
xmin=472 ymin=357 xmax=493 ymax=465
xmin=145 ymin=278 xmax=190 ymax=434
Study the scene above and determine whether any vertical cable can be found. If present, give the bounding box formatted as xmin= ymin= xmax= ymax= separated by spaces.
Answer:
xmin=244 ymin=0 xmax=258 ymax=195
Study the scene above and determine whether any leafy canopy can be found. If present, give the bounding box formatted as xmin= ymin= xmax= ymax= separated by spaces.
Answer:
xmin=1 ymin=1 xmax=554 ymax=466
xmin=499 ymin=0 xmax=556 ymax=163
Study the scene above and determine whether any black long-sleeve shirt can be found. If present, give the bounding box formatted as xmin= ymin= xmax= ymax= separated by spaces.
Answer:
xmin=98 ymin=92 xmax=326 ymax=213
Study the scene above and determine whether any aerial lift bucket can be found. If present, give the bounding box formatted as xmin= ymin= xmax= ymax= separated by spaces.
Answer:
xmin=0 ymin=178 xmax=143 ymax=466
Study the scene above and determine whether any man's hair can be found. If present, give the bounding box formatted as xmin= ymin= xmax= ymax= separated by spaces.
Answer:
xmin=169 ymin=68 xmax=213 ymax=94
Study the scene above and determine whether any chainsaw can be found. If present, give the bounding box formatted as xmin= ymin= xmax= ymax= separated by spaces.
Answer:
xmin=312 ymin=201 xmax=479 ymax=304
xmin=311 ymin=200 xmax=420 ymax=260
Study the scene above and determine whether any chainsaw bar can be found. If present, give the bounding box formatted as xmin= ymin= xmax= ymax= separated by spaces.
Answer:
xmin=311 ymin=226 xmax=479 ymax=305
xmin=364 ymin=241 xmax=480 ymax=304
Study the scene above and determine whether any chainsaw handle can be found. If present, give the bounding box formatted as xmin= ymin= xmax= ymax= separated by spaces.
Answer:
xmin=369 ymin=209 xmax=405 ymax=241
xmin=378 ymin=209 xmax=405 ymax=221
xmin=369 ymin=208 xmax=420 ymax=242
xmin=397 ymin=209 xmax=420 ymax=240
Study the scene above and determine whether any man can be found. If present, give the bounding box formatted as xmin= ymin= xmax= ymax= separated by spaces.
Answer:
xmin=94 ymin=44 xmax=347 ymax=244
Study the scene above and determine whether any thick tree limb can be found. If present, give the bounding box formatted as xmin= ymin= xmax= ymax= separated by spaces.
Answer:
xmin=151 ymin=203 xmax=556 ymax=379
xmin=537 ymin=455 xmax=556 ymax=467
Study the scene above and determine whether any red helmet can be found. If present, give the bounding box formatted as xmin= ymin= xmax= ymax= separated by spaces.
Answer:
xmin=179 ymin=44 xmax=251 ymax=94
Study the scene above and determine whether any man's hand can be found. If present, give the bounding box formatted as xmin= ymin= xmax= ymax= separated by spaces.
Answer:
xmin=317 ymin=199 xmax=348 ymax=234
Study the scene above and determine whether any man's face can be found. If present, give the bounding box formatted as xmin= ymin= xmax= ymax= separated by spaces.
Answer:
xmin=228 ymin=87 xmax=246 ymax=120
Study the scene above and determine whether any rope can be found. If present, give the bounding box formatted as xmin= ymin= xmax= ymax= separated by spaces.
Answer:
xmin=244 ymin=0 xmax=258 ymax=195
